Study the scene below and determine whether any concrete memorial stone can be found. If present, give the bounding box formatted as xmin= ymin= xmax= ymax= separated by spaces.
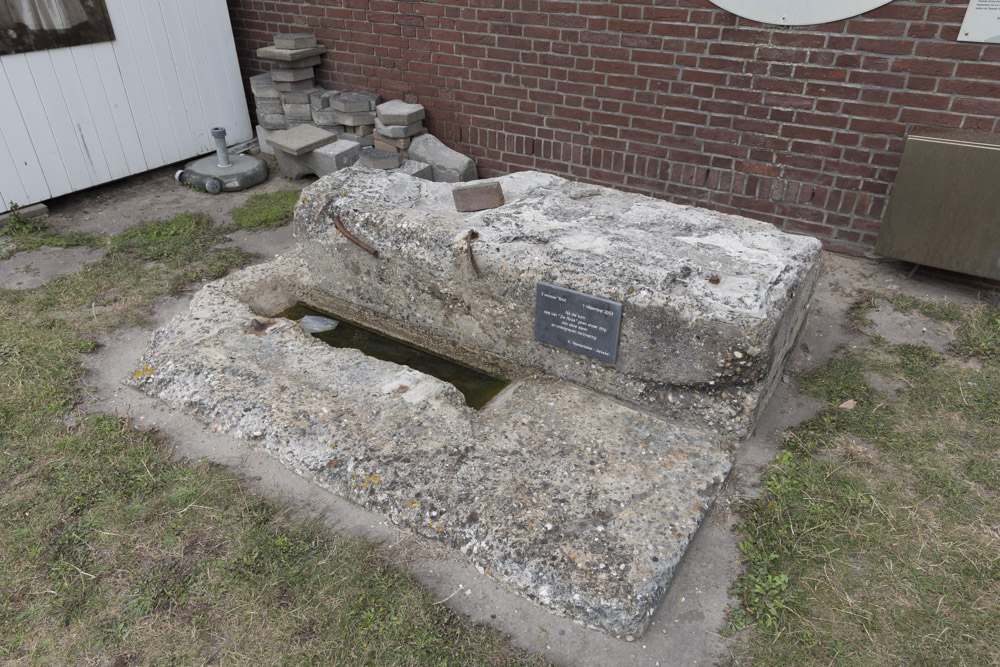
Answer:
xmin=130 ymin=166 xmax=820 ymax=638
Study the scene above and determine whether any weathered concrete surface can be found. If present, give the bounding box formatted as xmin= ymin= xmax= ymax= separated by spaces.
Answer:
xmin=127 ymin=254 xmax=731 ymax=638
xmin=295 ymin=168 xmax=822 ymax=439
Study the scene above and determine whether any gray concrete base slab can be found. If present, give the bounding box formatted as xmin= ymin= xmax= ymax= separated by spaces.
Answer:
xmin=127 ymin=253 xmax=731 ymax=638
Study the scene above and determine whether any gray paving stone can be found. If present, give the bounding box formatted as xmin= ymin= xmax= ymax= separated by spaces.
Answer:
xmin=373 ymin=131 xmax=412 ymax=149
xmin=258 ymin=113 xmax=288 ymax=131
xmin=273 ymin=33 xmax=317 ymax=50
xmin=347 ymin=124 xmax=374 ymax=136
xmin=267 ymin=124 xmax=337 ymax=156
xmin=278 ymin=54 xmax=322 ymax=69
xmin=274 ymin=79 xmax=315 ymax=92
xmin=374 ymin=117 xmax=425 ymax=139
xmin=255 ymin=96 xmax=284 ymax=115
xmin=280 ymin=87 xmax=324 ymax=105
xmin=249 ymin=73 xmax=279 ymax=98
xmin=271 ymin=66 xmax=314 ymax=83
xmin=360 ymin=92 xmax=381 ymax=108
xmin=257 ymin=44 xmax=326 ymax=62
xmin=310 ymin=89 xmax=330 ymax=109
xmin=308 ymin=139 xmax=362 ymax=174
xmin=340 ymin=132 xmax=375 ymax=147
xmin=328 ymin=91 xmax=374 ymax=113
xmin=255 ymin=124 xmax=277 ymax=155
xmin=283 ymin=103 xmax=313 ymax=121
xmin=394 ymin=159 xmax=433 ymax=180
xmin=360 ymin=147 xmax=403 ymax=169
xmin=311 ymin=109 xmax=341 ymax=126
xmin=315 ymin=123 xmax=347 ymax=135
xmin=408 ymin=133 xmax=477 ymax=182
xmin=332 ymin=110 xmax=376 ymax=126
xmin=373 ymin=138 xmax=400 ymax=153
xmin=376 ymin=99 xmax=426 ymax=125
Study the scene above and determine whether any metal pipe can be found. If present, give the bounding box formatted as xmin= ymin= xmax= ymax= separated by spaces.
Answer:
xmin=211 ymin=127 xmax=231 ymax=168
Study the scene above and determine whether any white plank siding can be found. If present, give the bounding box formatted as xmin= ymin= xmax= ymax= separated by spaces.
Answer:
xmin=0 ymin=0 xmax=251 ymax=213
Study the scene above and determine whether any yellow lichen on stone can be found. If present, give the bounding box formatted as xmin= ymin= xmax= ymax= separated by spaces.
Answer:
xmin=132 ymin=364 xmax=156 ymax=380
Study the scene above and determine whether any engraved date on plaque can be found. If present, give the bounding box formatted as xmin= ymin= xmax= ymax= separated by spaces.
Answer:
xmin=533 ymin=282 xmax=622 ymax=364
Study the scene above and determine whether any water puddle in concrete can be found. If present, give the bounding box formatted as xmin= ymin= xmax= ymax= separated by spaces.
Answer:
xmin=279 ymin=303 xmax=509 ymax=409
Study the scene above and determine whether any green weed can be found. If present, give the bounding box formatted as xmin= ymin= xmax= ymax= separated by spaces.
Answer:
xmin=730 ymin=294 xmax=1000 ymax=666
xmin=229 ymin=189 xmax=301 ymax=231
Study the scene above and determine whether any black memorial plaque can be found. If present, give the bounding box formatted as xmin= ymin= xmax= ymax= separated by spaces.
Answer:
xmin=533 ymin=282 xmax=622 ymax=363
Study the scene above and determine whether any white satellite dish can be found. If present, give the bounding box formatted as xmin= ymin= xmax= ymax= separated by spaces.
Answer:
xmin=707 ymin=0 xmax=894 ymax=26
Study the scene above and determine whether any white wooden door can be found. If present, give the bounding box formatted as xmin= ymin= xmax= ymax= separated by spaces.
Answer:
xmin=0 ymin=0 xmax=252 ymax=213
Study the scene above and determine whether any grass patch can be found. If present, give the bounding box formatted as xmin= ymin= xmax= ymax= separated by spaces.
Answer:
xmin=730 ymin=294 xmax=1000 ymax=665
xmin=229 ymin=189 xmax=301 ymax=231
xmin=0 ymin=212 xmax=545 ymax=664
xmin=1 ymin=207 xmax=106 ymax=259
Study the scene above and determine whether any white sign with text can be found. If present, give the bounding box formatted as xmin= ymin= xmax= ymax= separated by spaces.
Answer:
xmin=708 ymin=0 xmax=894 ymax=26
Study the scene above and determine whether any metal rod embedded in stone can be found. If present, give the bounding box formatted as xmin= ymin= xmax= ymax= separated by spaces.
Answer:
xmin=333 ymin=214 xmax=379 ymax=257
xmin=211 ymin=127 xmax=232 ymax=168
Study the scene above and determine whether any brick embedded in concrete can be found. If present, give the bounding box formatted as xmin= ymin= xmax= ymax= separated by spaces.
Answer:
xmin=452 ymin=181 xmax=505 ymax=212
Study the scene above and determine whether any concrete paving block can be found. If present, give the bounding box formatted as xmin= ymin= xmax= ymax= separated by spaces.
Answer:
xmin=311 ymin=109 xmax=341 ymax=126
xmin=255 ymin=97 xmax=284 ymax=115
xmin=408 ymin=133 xmax=477 ymax=182
xmin=374 ymin=138 xmax=400 ymax=153
xmin=310 ymin=89 xmax=329 ymax=109
xmin=306 ymin=139 xmax=361 ymax=175
xmin=328 ymin=91 xmax=374 ymax=113
xmin=273 ymin=149 xmax=312 ymax=179
xmin=255 ymin=124 xmax=277 ymax=155
xmin=271 ymin=66 xmax=314 ymax=83
xmin=452 ymin=181 xmax=505 ymax=212
xmin=281 ymin=87 xmax=324 ymax=105
xmin=347 ymin=124 xmax=374 ymax=136
xmin=314 ymin=123 xmax=347 ymax=135
xmin=273 ymin=33 xmax=317 ymax=50
xmin=360 ymin=147 xmax=403 ymax=169
xmin=374 ymin=117 xmax=425 ymax=139
xmin=394 ymin=159 xmax=433 ymax=180
xmin=267 ymin=124 xmax=337 ymax=156
xmin=373 ymin=131 xmax=411 ymax=149
xmin=283 ymin=103 xmax=313 ymax=121
xmin=340 ymin=132 xmax=375 ymax=147
xmin=249 ymin=72 xmax=279 ymax=98
xmin=376 ymin=99 xmax=426 ymax=125
xmin=359 ymin=91 xmax=381 ymax=109
xmin=274 ymin=79 xmax=315 ymax=92
xmin=333 ymin=110 xmax=376 ymax=126
xmin=257 ymin=44 xmax=326 ymax=62
xmin=258 ymin=114 xmax=289 ymax=131
xmin=279 ymin=55 xmax=322 ymax=69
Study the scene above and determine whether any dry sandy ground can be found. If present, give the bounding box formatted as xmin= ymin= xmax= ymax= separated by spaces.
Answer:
xmin=0 ymin=164 xmax=987 ymax=666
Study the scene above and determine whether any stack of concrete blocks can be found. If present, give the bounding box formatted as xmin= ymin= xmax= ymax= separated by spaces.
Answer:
xmin=356 ymin=100 xmax=432 ymax=179
xmin=252 ymin=31 xmax=478 ymax=184
xmin=252 ymin=33 xmax=327 ymax=132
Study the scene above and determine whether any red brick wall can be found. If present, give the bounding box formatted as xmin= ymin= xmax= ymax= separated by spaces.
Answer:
xmin=226 ymin=0 xmax=993 ymax=255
